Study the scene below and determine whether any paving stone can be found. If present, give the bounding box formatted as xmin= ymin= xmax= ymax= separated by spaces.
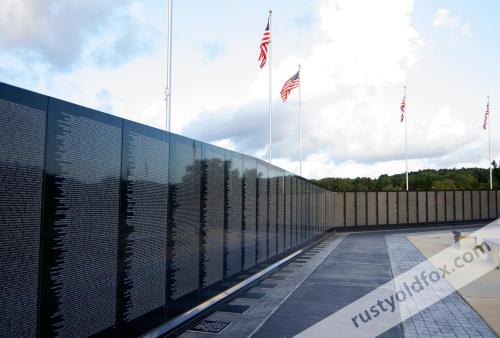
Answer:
xmin=266 ymin=275 xmax=287 ymax=280
xmin=218 ymin=304 xmax=251 ymax=314
xmin=256 ymin=283 xmax=277 ymax=289
xmin=238 ymin=292 xmax=266 ymax=299
xmin=386 ymin=233 xmax=496 ymax=338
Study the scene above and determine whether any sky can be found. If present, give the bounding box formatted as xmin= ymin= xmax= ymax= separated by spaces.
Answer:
xmin=1 ymin=0 xmax=499 ymax=179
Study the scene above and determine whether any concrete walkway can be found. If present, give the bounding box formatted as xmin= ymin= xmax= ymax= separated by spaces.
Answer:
xmin=182 ymin=227 xmax=497 ymax=338
xmin=179 ymin=235 xmax=345 ymax=338
xmin=252 ymin=232 xmax=403 ymax=337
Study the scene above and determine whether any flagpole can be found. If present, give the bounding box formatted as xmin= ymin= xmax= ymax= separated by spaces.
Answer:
xmin=268 ymin=9 xmax=273 ymax=164
xmin=489 ymin=96 xmax=492 ymax=190
xmin=298 ymin=65 xmax=302 ymax=176
xmin=405 ymin=86 xmax=409 ymax=191
xmin=165 ymin=0 xmax=173 ymax=132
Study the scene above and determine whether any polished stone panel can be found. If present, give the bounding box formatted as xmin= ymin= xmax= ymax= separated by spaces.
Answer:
xmin=489 ymin=190 xmax=497 ymax=219
xmin=455 ymin=191 xmax=464 ymax=221
xmin=417 ymin=191 xmax=427 ymax=223
xmin=378 ymin=192 xmax=388 ymax=225
xmin=0 ymin=84 xmax=47 ymax=338
xmin=285 ymin=174 xmax=292 ymax=249
xmin=445 ymin=191 xmax=455 ymax=222
xmin=277 ymin=170 xmax=285 ymax=253
xmin=242 ymin=156 xmax=257 ymax=270
xmin=367 ymin=192 xmax=377 ymax=226
xmin=224 ymin=151 xmax=243 ymax=278
xmin=268 ymin=167 xmax=277 ymax=257
xmin=464 ymin=191 xmax=472 ymax=220
xmin=167 ymin=135 xmax=202 ymax=306
xmin=388 ymin=192 xmax=398 ymax=225
xmin=356 ymin=192 xmax=367 ymax=226
xmin=472 ymin=191 xmax=480 ymax=220
xmin=408 ymin=191 xmax=417 ymax=224
xmin=398 ymin=191 xmax=407 ymax=224
xmin=117 ymin=121 xmax=169 ymax=334
xmin=428 ymin=191 xmax=437 ymax=222
xmin=291 ymin=177 xmax=297 ymax=246
xmin=436 ymin=191 xmax=446 ymax=222
xmin=256 ymin=161 xmax=268 ymax=263
xmin=481 ymin=190 xmax=489 ymax=219
xmin=201 ymin=144 xmax=225 ymax=289
xmin=41 ymin=98 xmax=122 ymax=337
xmin=335 ymin=192 xmax=345 ymax=227
xmin=345 ymin=192 xmax=356 ymax=226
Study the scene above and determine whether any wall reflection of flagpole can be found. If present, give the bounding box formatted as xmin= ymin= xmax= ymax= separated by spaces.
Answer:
xmin=280 ymin=68 xmax=302 ymax=175
xmin=268 ymin=9 xmax=273 ymax=164
xmin=165 ymin=0 xmax=173 ymax=132
xmin=405 ymin=86 xmax=408 ymax=191
xmin=258 ymin=11 xmax=272 ymax=163
xmin=488 ymin=96 xmax=492 ymax=190
xmin=483 ymin=97 xmax=493 ymax=189
xmin=400 ymin=86 xmax=408 ymax=191
xmin=298 ymin=64 xmax=302 ymax=176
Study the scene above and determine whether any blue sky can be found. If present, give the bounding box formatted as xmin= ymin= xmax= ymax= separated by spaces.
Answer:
xmin=1 ymin=0 xmax=499 ymax=179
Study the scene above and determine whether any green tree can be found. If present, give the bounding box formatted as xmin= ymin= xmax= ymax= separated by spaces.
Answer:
xmin=314 ymin=167 xmax=494 ymax=192
xmin=432 ymin=178 xmax=457 ymax=190
xmin=377 ymin=175 xmax=393 ymax=190
xmin=454 ymin=172 xmax=476 ymax=190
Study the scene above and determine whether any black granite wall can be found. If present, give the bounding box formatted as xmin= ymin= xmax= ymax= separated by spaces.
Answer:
xmin=0 ymin=82 xmax=334 ymax=338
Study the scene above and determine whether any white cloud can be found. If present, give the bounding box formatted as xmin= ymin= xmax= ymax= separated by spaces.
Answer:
xmin=304 ymin=0 xmax=421 ymax=89
xmin=0 ymin=0 xmax=152 ymax=70
xmin=433 ymin=8 xmax=470 ymax=35
xmin=184 ymin=0 xmax=429 ymax=177
xmin=183 ymin=0 xmax=497 ymax=179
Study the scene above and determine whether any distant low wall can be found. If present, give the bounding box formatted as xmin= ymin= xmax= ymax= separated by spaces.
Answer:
xmin=332 ymin=190 xmax=500 ymax=228
xmin=0 ymin=82 xmax=334 ymax=338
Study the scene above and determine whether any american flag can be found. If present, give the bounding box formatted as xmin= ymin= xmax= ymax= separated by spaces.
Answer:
xmin=400 ymin=94 xmax=406 ymax=122
xmin=258 ymin=18 xmax=271 ymax=69
xmin=483 ymin=101 xmax=490 ymax=130
xmin=280 ymin=71 xmax=300 ymax=102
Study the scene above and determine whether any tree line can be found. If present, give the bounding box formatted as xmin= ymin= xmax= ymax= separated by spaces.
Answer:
xmin=312 ymin=162 xmax=500 ymax=192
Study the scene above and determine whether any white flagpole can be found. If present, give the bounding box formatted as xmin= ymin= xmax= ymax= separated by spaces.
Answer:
xmin=165 ymin=0 xmax=173 ymax=132
xmin=405 ymin=86 xmax=409 ymax=191
xmin=298 ymin=65 xmax=302 ymax=176
xmin=268 ymin=10 xmax=273 ymax=164
xmin=488 ymin=96 xmax=492 ymax=190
